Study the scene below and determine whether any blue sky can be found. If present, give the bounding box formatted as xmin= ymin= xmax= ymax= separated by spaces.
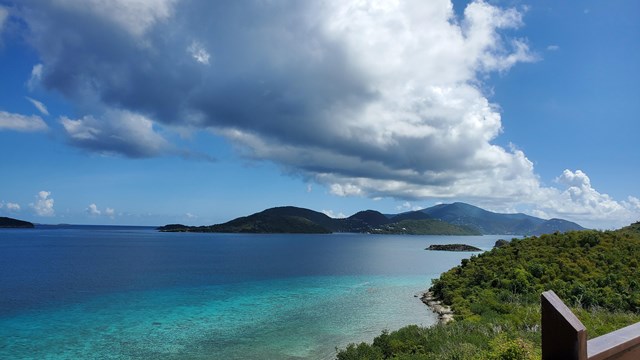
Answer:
xmin=0 ymin=0 xmax=638 ymax=228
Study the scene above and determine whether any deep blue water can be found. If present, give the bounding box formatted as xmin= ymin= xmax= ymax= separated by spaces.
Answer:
xmin=0 ymin=227 xmax=508 ymax=359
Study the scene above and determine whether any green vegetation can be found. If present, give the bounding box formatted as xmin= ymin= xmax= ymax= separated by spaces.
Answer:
xmin=371 ymin=220 xmax=481 ymax=236
xmin=0 ymin=216 xmax=34 ymax=228
xmin=206 ymin=215 xmax=333 ymax=234
xmin=157 ymin=224 xmax=191 ymax=232
xmin=158 ymin=217 xmax=332 ymax=234
xmin=158 ymin=207 xmax=333 ymax=233
xmin=426 ymin=244 xmax=482 ymax=252
xmin=335 ymin=223 xmax=640 ymax=359
xmin=494 ymin=239 xmax=510 ymax=248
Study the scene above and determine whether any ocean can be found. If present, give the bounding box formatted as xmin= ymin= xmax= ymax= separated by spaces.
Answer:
xmin=0 ymin=226 xmax=507 ymax=359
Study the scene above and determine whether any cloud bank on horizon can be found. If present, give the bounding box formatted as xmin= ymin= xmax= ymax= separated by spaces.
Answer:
xmin=1 ymin=0 xmax=638 ymax=228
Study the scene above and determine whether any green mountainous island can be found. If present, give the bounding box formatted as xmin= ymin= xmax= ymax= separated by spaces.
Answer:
xmin=336 ymin=222 xmax=640 ymax=359
xmin=159 ymin=202 xmax=584 ymax=236
xmin=0 ymin=216 xmax=34 ymax=228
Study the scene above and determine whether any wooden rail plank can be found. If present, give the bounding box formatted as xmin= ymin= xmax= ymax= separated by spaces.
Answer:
xmin=587 ymin=322 xmax=640 ymax=360
xmin=541 ymin=290 xmax=640 ymax=360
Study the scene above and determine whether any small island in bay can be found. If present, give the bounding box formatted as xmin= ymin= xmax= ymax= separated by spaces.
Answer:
xmin=0 ymin=216 xmax=35 ymax=228
xmin=425 ymin=244 xmax=482 ymax=252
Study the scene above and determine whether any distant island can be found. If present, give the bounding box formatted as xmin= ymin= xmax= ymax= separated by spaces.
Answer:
xmin=426 ymin=244 xmax=482 ymax=252
xmin=158 ymin=202 xmax=585 ymax=235
xmin=370 ymin=220 xmax=479 ymax=235
xmin=0 ymin=217 xmax=34 ymax=228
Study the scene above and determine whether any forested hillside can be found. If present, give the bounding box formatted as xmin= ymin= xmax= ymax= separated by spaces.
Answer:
xmin=336 ymin=223 xmax=640 ymax=359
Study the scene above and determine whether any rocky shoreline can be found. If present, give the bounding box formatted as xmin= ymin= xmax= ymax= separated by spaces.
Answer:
xmin=419 ymin=291 xmax=454 ymax=324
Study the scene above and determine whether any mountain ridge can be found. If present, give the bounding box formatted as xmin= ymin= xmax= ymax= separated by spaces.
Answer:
xmin=158 ymin=202 xmax=585 ymax=235
xmin=417 ymin=202 xmax=584 ymax=235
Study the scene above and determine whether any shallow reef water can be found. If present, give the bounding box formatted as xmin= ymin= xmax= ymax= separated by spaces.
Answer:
xmin=0 ymin=228 xmax=503 ymax=359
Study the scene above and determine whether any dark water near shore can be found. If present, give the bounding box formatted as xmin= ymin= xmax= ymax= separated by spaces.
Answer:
xmin=0 ymin=227 xmax=507 ymax=359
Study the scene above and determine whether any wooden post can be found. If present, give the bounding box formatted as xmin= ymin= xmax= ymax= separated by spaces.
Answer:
xmin=541 ymin=290 xmax=588 ymax=360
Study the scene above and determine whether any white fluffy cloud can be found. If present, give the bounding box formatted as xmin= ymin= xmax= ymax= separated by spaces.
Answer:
xmin=528 ymin=170 xmax=640 ymax=229
xmin=31 ymin=191 xmax=54 ymax=216
xmin=321 ymin=209 xmax=346 ymax=219
xmin=6 ymin=202 xmax=20 ymax=211
xmin=60 ymin=109 xmax=171 ymax=158
xmin=624 ymin=196 xmax=640 ymax=210
xmin=86 ymin=203 xmax=101 ymax=216
xmin=209 ymin=0 xmax=538 ymax=205
xmin=0 ymin=201 xmax=20 ymax=212
xmin=397 ymin=202 xmax=423 ymax=212
xmin=0 ymin=111 xmax=47 ymax=132
xmin=86 ymin=204 xmax=116 ymax=218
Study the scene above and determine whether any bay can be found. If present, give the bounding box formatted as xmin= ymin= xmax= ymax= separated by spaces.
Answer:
xmin=0 ymin=227 xmax=508 ymax=359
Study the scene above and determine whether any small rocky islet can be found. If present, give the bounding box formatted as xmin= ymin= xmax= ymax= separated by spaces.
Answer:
xmin=425 ymin=244 xmax=482 ymax=252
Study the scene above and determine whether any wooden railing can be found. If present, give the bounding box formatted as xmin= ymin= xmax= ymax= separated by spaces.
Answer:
xmin=541 ymin=290 xmax=640 ymax=360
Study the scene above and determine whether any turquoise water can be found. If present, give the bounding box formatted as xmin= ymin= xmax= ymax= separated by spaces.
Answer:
xmin=0 ymin=228 xmax=506 ymax=359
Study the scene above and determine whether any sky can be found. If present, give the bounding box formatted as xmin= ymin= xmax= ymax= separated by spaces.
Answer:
xmin=0 ymin=0 xmax=638 ymax=229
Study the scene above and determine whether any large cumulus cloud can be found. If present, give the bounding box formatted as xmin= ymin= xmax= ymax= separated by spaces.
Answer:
xmin=12 ymin=0 xmax=640 ymax=228
xmin=531 ymin=170 xmax=640 ymax=228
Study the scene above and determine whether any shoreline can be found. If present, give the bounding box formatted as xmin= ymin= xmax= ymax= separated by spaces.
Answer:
xmin=419 ymin=291 xmax=454 ymax=324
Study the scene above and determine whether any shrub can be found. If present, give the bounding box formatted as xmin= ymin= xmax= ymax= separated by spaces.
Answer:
xmin=485 ymin=336 xmax=535 ymax=360
xmin=335 ymin=343 xmax=383 ymax=360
